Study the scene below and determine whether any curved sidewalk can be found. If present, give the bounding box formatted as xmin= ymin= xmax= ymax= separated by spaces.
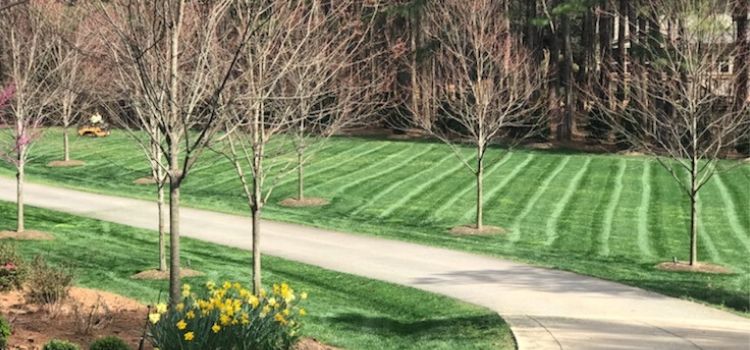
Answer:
xmin=0 ymin=177 xmax=748 ymax=349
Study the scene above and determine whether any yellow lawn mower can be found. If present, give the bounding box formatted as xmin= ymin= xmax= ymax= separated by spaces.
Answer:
xmin=77 ymin=113 xmax=111 ymax=137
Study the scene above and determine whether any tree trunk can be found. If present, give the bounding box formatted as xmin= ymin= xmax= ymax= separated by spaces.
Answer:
xmin=735 ymin=1 xmax=749 ymax=106
xmin=16 ymin=161 xmax=24 ymax=233
xmin=251 ymin=206 xmax=261 ymax=295
xmin=297 ymin=150 xmax=304 ymax=200
xmin=475 ymin=147 xmax=484 ymax=230
xmin=157 ymin=185 xmax=167 ymax=272
xmin=689 ymin=191 xmax=698 ymax=266
xmin=558 ymin=13 xmax=574 ymax=142
xmin=168 ymin=174 xmax=181 ymax=305
xmin=63 ymin=127 xmax=70 ymax=162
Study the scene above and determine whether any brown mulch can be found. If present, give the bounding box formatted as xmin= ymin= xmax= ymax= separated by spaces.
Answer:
xmin=655 ymin=261 xmax=733 ymax=274
xmin=619 ymin=150 xmax=646 ymax=157
xmin=295 ymin=338 xmax=341 ymax=350
xmin=0 ymin=231 xmax=54 ymax=241
xmin=449 ymin=225 xmax=506 ymax=236
xmin=132 ymin=177 xmax=157 ymax=185
xmin=1 ymin=287 xmax=151 ymax=350
xmin=46 ymin=160 xmax=85 ymax=168
xmin=2 ymin=287 xmax=334 ymax=350
xmin=130 ymin=268 xmax=204 ymax=280
xmin=279 ymin=197 xmax=330 ymax=208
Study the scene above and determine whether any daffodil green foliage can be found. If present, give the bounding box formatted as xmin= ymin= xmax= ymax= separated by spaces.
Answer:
xmin=148 ymin=281 xmax=308 ymax=350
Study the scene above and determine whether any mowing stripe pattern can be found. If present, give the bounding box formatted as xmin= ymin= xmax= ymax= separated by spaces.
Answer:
xmin=544 ymin=158 xmax=592 ymax=246
xmin=598 ymin=159 xmax=627 ymax=256
xmin=711 ymin=173 xmax=750 ymax=254
xmin=430 ymin=152 xmax=514 ymax=221
xmin=509 ymin=156 xmax=571 ymax=243
xmin=637 ymin=161 xmax=655 ymax=258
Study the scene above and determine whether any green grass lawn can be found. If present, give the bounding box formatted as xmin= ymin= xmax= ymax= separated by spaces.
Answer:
xmin=0 ymin=201 xmax=513 ymax=350
xmin=3 ymin=128 xmax=750 ymax=313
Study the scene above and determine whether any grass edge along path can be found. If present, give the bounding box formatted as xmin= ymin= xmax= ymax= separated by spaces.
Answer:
xmin=3 ymin=131 xmax=750 ymax=316
xmin=0 ymin=201 xmax=515 ymax=350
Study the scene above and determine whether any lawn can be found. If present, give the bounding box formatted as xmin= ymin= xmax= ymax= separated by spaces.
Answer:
xmin=3 ymin=128 xmax=749 ymax=313
xmin=0 ymin=201 xmax=514 ymax=350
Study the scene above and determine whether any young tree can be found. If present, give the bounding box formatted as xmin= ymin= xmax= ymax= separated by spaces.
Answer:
xmin=593 ymin=0 xmax=750 ymax=266
xmin=219 ymin=0 xmax=382 ymax=293
xmin=0 ymin=1 xmax=60 ymax=234
xmin=410 ymin=0 xmax=546 ymax=233
xmin=48 ymin=1 xmax=98 ymax=166
xmin=99 ymin=0 xmax=243 ymax=304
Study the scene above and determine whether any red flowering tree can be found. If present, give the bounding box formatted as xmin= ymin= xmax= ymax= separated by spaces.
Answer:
xmin=0 ymin=1 xmax=60 ymax=234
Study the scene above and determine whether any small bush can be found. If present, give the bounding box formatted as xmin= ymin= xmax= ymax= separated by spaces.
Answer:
xmin=25 ymin=256 xmax=74 ymax=306
xmin=149 ymin=281 xmax=307 ymax=350
xmin=89 ymin=336 xmax=130 ymax=350
xmin=0 ymin=315 xmax=11 ymax=350
xmin=0 ymin=242 xmax=27 ymax=292
xmin=42 ymin=339 xmax=81 ymax=350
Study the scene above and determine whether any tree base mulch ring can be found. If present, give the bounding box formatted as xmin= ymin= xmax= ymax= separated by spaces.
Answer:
xmin=133 ymin=176 xmax=157 ymax=185
xmin=296 ymin=338 xmax=340 ymax=350
xmin=47 ymin=160 xmax=85 ymax=168
xmin=279 ymin=197 xmax=330 ymax=208
xmin=130 ymin=268 xmax=204 ymax=280
xmin=449 ymin=225 xmax=505 ymax=236
xmin=655 ymin=261 xmax=732 ymax=274
xmin=0 ymin=230 xmax=54 ymax=240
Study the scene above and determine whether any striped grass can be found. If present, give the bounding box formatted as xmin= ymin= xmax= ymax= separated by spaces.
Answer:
xmin=5 ymin=129 xmax=750 ymax=314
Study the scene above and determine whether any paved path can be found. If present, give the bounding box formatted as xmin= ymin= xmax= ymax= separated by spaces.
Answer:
xmin=1 ymin=177 xmax=749 ymax=350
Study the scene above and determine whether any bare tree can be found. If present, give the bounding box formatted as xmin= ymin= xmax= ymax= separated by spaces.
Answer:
xmin=410 ymin=0 xmax=546 ymax=233
xmin=48 ymin=1 xmax=99 ymax=166
xmin=593 ymin=0 xmax=750 ymax=266
xmin=98 ymin=0 xmax=244 ymax=304
xmin=0 ymin=1 xmax=60 ymax=234
xmin=279 ymin=3 xmax=386 ymax=206
xmin=218 ymin=0 xmax=381 ymax=293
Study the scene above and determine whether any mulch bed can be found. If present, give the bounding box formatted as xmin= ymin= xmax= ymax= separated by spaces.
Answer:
xmin=130 ymin=268 xmax=204 ymax=280
xmin=655 ymin=261 xmax=733 ymax=274
xmin=1 ymin=287 xmax=151 ymax=350
xmin=132 ymin=177 xmax=157 ymax=185
xmin=0 ymin=231 xmax=54 ymax=241
xmin=449 ymin=225 xmax=506 ymax=236
xmin=279 ymin=197 xmax=330 ymax=208
xmin=47 ymin=160 xmax=85 ymax=168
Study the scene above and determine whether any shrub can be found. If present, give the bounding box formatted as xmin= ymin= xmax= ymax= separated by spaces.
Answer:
xmin=42 ymin=339 xmax=80 ymax=350
xmin=89 ymin=336 xmax=130 ymax=350
xmin=25 ymin=256 xmax=74 ymax=305
xmin=0 ymin=242 xmax=27 ymax=292
xmin=148 ymin=281 xmax=308 ymax=350
xmin=0 ymin=315 xmax=11 ymax=350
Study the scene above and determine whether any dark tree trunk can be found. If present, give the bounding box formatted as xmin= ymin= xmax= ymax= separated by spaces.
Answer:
xmin=558 ymin=13 xmax=574 ymax=142
xmin=475 ymin=146 xmax=484 ymax=230
xmin=167 ymin=145 xmax=181 ymax=306
xmin=297 ymin=149 xmax=305 ymax=200
xmin=735 ymin=1 xmax=749 ymax=106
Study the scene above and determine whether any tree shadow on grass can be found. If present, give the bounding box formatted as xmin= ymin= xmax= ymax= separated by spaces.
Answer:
xmin=326 ymin=313 xmax=506 ymax=339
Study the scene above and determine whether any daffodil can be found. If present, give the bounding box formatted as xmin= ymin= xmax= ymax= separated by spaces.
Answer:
xmin=176 ymin=319 xmax=187 ymax=330
xmin=299 ymin=308 xmax=307 ymax=316
xmin=212 ymin=323 xmax=221 ymax=333
xmin=155 ymin=303 xmax=168 ymax=314
xmin=148 ymin=313 xmax=161 ymax=324
xmin=175 ymin=303 xmax=185 ymax=312
xmin=184 ymin=332 xmax=194 ymax=341
xmin=300 ymin=292 xmax=308 ymax=300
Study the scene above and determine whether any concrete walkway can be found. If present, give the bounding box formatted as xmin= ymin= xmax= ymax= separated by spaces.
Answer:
xmin=0 ymin=177 xmax=748 ymax=350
